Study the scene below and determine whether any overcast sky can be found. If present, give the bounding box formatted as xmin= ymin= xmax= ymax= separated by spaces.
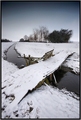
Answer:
xmin=2 ymin=1 xmax=79 ymax=42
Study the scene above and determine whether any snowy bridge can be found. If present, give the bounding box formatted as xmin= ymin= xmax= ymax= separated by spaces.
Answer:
xmin=2 ymin=43 xmax=76 ymax=115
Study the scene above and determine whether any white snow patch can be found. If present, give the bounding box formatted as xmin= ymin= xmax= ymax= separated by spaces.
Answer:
xmin=2 ymin=58 xmax=19 ymax=87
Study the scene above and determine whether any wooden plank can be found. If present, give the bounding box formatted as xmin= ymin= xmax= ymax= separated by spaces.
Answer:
xmin=3 ymin=50 xmax=74 ymax=114
xmin=42 ymin=49 xmax=54 ymax=61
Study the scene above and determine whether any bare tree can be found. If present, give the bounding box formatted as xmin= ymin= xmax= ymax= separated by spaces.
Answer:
xmin=33 ymin=29 xmax=39 ymax=41
xmin=39 ymin=26 xmax=43 ymax=41
xmin=39 ymin=26 xmax=49 ymax=41
xmin=43 ymin=27 xmax=49 ymax=40
xmin=29 ymin=34 xmax=34 ymax=41
xmin=33 ymin=26 xmax=49 ymax=42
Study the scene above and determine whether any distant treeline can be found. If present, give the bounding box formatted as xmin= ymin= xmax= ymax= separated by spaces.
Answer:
xmin=2 ymin=26 xmax=73 ymax=43
xmin=19 ymin=26 xmax=72 ymax=43
xmin=1 ymin=39 xmax=12 ymax=42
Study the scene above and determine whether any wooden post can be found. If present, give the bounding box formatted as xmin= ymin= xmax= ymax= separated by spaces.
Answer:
xmin=49 ymin=74 xmax=52 ymax=82
xmin=53 ymin=73 xmax=57 ymax=85
xmin=28 ymin=55 xmax=31 ymax=65
xmin=24 ymin=54 xmax=28 ymax=66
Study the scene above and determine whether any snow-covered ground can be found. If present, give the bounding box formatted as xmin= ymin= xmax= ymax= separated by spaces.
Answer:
xmin=15 ymin=42 xmax=79 ymax=74
xmin=2 ymin=42 xmax=19 ymax=83
xmin=15 ymin=42 xmax=79 ymax=57
xmin=2 ymin=85 xmax=79 ymax=118
xmin=62 ymin=52 xmax=79 ymax=74
xmin=2 ymin=42 xmax=79 ymax=118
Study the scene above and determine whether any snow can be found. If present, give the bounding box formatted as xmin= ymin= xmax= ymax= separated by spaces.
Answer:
xmin=2 ymin=42 xmax=79 ymax=118
xmin=62 ymin=53 xmax=79 ymax=74
xmin=2 ymin=85 xmax=79 ymax=118
xmin=2 ymin=42 xmax=19 ymax=118
xmin=2 ymin=42 xmax=19 ymax=84
xmin=2 ymin=59 xmax=19 ymax=86
xmin=2 ymin=42 xmax=19 ymax=81
xmin=15 ymin=42 xmax=79 ymax=58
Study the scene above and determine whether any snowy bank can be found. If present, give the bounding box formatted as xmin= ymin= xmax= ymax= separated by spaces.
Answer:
xmin=2 ymin=42 xmax=19 ymax=84
xmin=2 ymin=42 xmax=15 ymax=57
xmin=2 ymin=58 xmax=19 ymax=87
xmin=15 ymin=42 xmax=79 ymax=57
xmin=2 ymin=42 xmax=19 ymax=117
xmin=62 ymin=52 xmax=79 ymax=74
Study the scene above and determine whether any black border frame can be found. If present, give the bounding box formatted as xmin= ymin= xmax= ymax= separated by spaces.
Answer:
xmin=1 ymin=0 xmax=80 ymax=120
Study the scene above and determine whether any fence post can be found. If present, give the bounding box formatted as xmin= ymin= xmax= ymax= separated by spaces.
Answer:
xmin=24 ymin=54 xmax=28 ymax=66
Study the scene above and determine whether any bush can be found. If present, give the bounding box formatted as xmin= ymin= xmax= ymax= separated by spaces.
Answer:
xmin=19 ymin=38 xmax=24 ymax=42
xmin=48 ymin=29 xmax=72 ymax=43
xmin=1 ymin=39 xmax=12 ymax=42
